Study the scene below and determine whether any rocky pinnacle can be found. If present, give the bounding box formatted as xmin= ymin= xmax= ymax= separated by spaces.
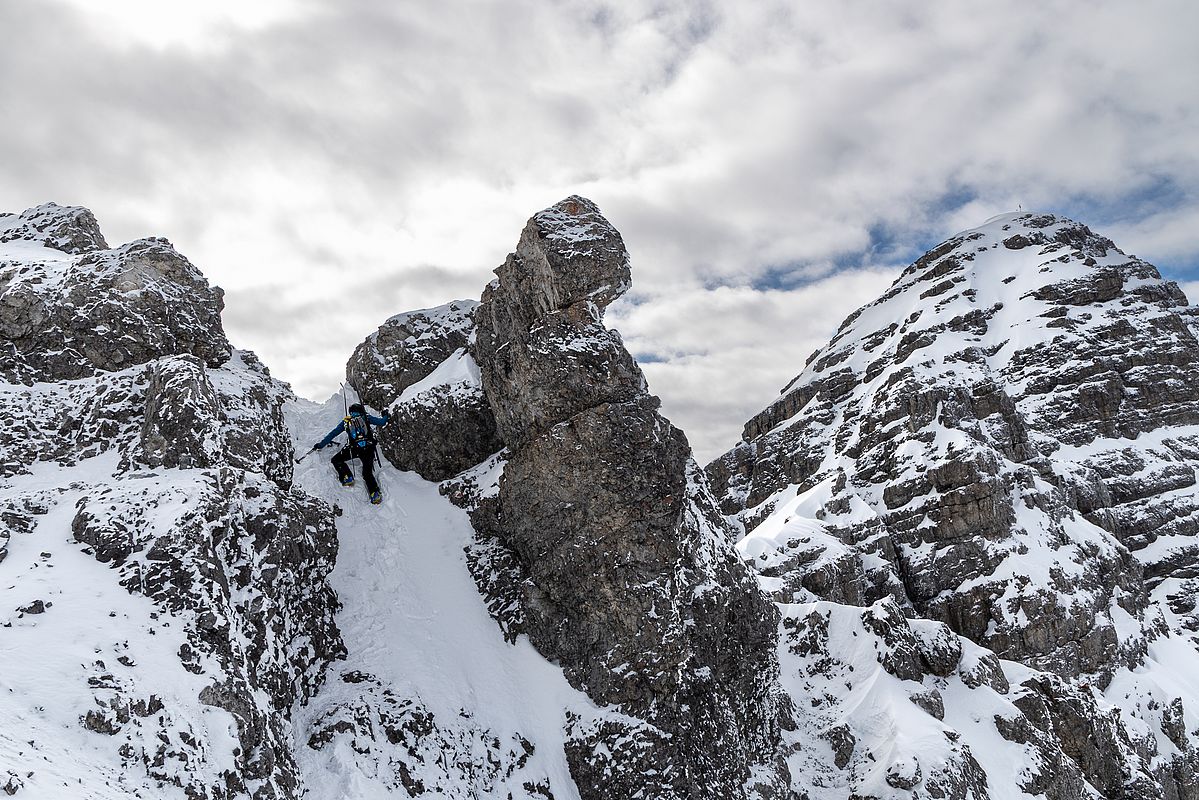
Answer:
xmin=469 ymin=196 xmax=789 ymax=799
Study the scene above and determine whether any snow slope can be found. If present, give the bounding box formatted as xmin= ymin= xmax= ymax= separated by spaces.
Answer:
xmin=288 ymin=393 xmax=594 ymax=799
xmin=0 ymin=456 xmax=240 ymax=800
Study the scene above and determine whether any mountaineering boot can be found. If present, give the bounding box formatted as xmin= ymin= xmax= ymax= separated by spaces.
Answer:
xmin=341 ymin=475 xmax=355 ymax=487
xmin=370 ymin=490 xmax=382 ymax=505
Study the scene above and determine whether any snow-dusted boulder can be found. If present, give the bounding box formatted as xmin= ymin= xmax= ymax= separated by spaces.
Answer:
xmin=0 ymin=207 xmax=230 ymax=383
xmin=0 ymin=201 xmax=108 ymax=254
xmin=346 ymin=299 xmax=477 ymax=410
xmin=347 ymin=300 xmax=502 ymax=480
xmin=380 ymin=347 xmax=502 ymax=480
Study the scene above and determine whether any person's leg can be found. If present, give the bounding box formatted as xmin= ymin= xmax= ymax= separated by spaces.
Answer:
xmin=359 ymin=444 xmax=379 ymax=495
xmin=331 ymin=446 xmax=355 ymax=484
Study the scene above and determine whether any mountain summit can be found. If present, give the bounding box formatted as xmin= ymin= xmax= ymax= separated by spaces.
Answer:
xmin=710 ymin=211 xmax=1199 ymax=797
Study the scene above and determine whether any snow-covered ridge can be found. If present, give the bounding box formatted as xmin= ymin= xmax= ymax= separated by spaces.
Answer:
xmin=709 ymin=211 xmax=1199 ymax=798
xmin=767 ymin=212 xmax=1187 ymax=435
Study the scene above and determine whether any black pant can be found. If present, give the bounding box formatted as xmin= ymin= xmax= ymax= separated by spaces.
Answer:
xmin=332 ymin=443 xmax=379 ymax=495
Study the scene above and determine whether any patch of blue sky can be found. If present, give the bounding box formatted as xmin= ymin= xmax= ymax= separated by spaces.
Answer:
xmin=738 ymin=188 xmax=984 ymax=292
xmin=1051 ymin=179 xmax=1176 ymax=232
xmin=1052 ymin=176 xmax=1198 ymax=278
xmin=743 ymin=221 xmax=928 ymax=292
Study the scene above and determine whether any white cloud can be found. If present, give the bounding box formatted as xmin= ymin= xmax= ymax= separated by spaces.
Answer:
xmin=609 ymin=268 xmax=902 ymax=461
xmin=1180 ymin=282 xmax=1199 ymax=306
xmin=2 ymin=0 xmax=1197 ymax=456
xmin=49 ymin=0 xmax=309 ymax=50
xmin=1107 ymin=204 xmax=1199 ymax=267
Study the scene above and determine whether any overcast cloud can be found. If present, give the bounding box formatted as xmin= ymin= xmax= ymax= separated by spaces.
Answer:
xmin=3 ymin=0 xmax=1197 ymax=460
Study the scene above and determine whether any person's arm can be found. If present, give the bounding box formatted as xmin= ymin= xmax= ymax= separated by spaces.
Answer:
xmin=314 ymin=420 xmax=346 ymax=448
xmin=367 ymin=412 xmax=391 ymax=427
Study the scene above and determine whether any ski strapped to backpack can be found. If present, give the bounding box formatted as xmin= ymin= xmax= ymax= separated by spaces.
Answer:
xmin=345 ymin=413 xmax=375 ymax=447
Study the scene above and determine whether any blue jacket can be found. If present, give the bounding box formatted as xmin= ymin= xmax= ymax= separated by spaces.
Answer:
xmin=317 ymin=411 xmax=389 ymax=449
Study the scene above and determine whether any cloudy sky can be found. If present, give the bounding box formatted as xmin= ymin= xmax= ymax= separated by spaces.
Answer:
xmin=3 ymin=0 xmax=1198 ymax=461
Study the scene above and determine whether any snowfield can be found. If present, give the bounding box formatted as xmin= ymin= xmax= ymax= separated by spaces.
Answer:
xmin=288 ymin=392 xmax=592 ymax=799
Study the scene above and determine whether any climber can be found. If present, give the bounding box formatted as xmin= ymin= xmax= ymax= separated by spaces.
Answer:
xmin=314 ymin=403 xmax=391 ymax=504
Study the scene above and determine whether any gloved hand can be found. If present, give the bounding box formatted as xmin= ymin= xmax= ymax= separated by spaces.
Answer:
xmin=313 ymin=442 xmax=326 ymax=450
xmin=382 ymin=410 xmax=391 ymax=421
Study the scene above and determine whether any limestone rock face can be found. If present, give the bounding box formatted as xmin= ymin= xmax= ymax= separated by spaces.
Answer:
xmin=305 ymin=671 xmax=550 ymax=798
xmin=0 ymin=366 xmax=145 ymax=478
xmin=380 ymin=362 xmax=501 ymax=480
xmin=137 ymin=351 xmax=296 ymax=487
xmin=70 ymin=468 xmax=344 ymax=797
xmin=710 ymin=213 xmax=1198 ymax=675
xmin=209 ymin=350 xmax=296 ymax=487
xmin=463 ymin=196 xmax=788 ymax=799
xmin=346 ymin=300 xmax=476 ymax=411
xmin=0 ymin=216 xmax=231 ymax=383
xmin=140 ymin=355 xmax=224 ymax=470
xmin=474 ymin=196 xmax=642 ymax=449
xmin=0 ymin=348 xmax=294 ymax=489
xmin=346 ymin=300 xmax=503 ymax=480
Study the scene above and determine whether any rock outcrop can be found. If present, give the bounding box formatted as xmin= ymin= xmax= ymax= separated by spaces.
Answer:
xmin=305 ymin=671 xmax=551 ymax=798
xmin=458 ymin=196 xmax=789 ymax=798
xmin=140 ymin=355 xmax=224 ymax=470
xmin=346 ymin=300 xmax=502 ymax=480
xmin=347 ymin=300 xmax=476 ymax=410
xmin=70 ymin=468 xmax=344 ymax=797
xmin=0 ymin=202 xmax=108 ymax=254
xmin=0 ymin=205 xmax=343 ymax=798
xmin=1 ymin=206 xmax=230 ymax=384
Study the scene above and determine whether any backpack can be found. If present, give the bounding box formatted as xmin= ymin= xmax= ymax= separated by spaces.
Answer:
xmin=345 ymin=414 xmax=374 ymax=447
